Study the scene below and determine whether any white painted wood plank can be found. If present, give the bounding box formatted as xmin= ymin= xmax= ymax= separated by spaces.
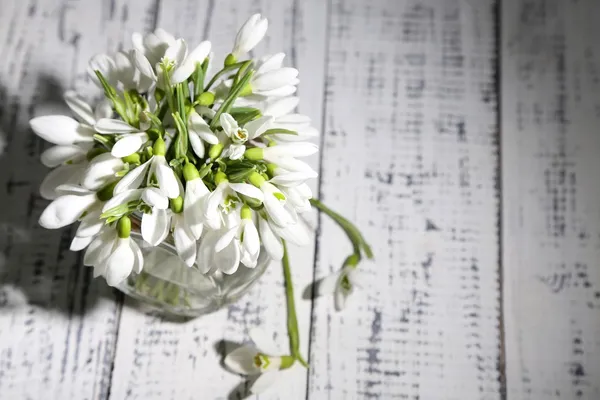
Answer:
xmin=0 ymin=1 xmax=159 ymax=399
xmin=307 ymin=1 xmax=501 ymax=399
xmin=502 ymin=1 xmax=600 ymax=399
xmin=108 ymin=1 xmax=326 ymax=399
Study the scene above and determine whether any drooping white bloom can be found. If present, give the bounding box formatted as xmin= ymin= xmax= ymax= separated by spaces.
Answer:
xmin=113 ymin=150 xmax=180 ymax=199
xmin=80 ymin=152 xmax=124 ymax=191
xmin=203 ymin=179 xmax=263 ymax=229
xmin=187 ymin=109 xmax=219 ymax=158
xmin=224 ymin=328 xmax=294 ymax=394
xmin=83 ymin=226 xmax=144 ymax=287
xmin=183 ymin=173 xmax=210 ymax=239
xmin=232 ymin=14 xmax=268 ymax=58
xmin=280 ymin=183 xmax=312 ymax=213
xmin=258 ymin=181 xmax=296 ymax=227
xmin=134 ymin=38 xmax=211 ymax=86
xmin=219 ymin=113 xmax=271 ymax=160
xmin=258 ymin=216 xmax=283 ymax=260
xmin=262 ymin=143 xmax=318 ymax=175
xmin=251 ymin=54 xmax=299 ymax=97
xmin=132 ymin=28 xmax=176 ymax=67
xmin=38 ymin=186 xmax=99 ymax=230
xmin=214 ymin=208 xmax=260 ymax=271
xmin=315 ymin=265 xmax=362 ymax=311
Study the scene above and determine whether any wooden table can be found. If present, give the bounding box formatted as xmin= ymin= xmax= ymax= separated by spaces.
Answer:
xmin=1 ymin=0 xmax=599 ymax=399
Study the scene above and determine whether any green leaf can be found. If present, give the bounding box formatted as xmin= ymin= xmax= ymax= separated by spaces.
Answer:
xmin=210 ymin=69 xmax=255 ymax=130
xmin=172 ymin=112 xmax=188 ymax=160
xmin=229 ymin=107 xmax=262 ymax=125
xmin=204 ymin=61 xmax=247 ymax=92
xmin=192 ymin=62 xmax=205 ymax=98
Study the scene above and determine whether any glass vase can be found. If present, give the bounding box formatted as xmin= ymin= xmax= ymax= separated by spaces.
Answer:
xmin=115 ymin=218 xmax=270 ymax=317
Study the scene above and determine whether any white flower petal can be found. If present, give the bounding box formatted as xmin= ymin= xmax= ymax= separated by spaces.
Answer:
xmin=104 ymin=238 xmax=135 ymax=286
xmin=250 ymin=371 xmax=280 ymax=394
xmin=41 ymin=145 xmax=86 ymax=168
xmin=245 ymin=116 xmax=273 ymax=139
xmin=334 ymin=285 xmax=349 ymax=311
xmin=233 ymin=14 xmax=268 ymax=57
xmin=141 ymin=208 xmax=170 ymax=246
xmin=189 ymin=131 xmax=206 ymax=158
xmin=264 ymin=96 xmax=299 ymax=118
xmin=256 ymin=85 xmax=297 ymax=98
xmin=184 ymin=179 xmax=209 ymax=239
xmin=70 ymin=235 xmax=94 ymax=251
xmin=64 ymin=91 xmax=95 ymax=125
xmin=155 ymin=156 xmax=180 ymax=198
xmin=256 ymin=53 xmax=285 ymax=75
xmin=215 ymin=227 xmax=237 ymax=253
xmin=40 ymin=164 xmax=85 ymax=200
xmin=114 ymin=158 xmax=151 ymax=194
xmin=264 ymin=143 xmax=318 ymax=158
xmin=171 ymin=41 xmax=211 ymax=84
xmin=38 ymin=194 xmax=96 ymax=229
xmin=164 ymin=38 xmax=187 ymax=66
xmin=263 ymin=196 xmax=293 ymax=227
xmin=94 ymin=118 xmax=138 ymax=134
xmin=54 ymin=184 xmax=92 ymax=196
xmin=142 ymin=187 xmax=169 ymax=209
xmin=224 ymin=346 xmax=260 ymax=375
xmin=173 ymin=218 xmax=197 ymax=267
xmin=267 ymin=156 xmax=315 ymax=174
xmin=259 ymin=217 xmax=283 ymax=260
xmin=132 ymin=49 xmax=157 ymax=80
xmin=271 ymin=220 xmax=310 ymax=246
xmin=227 ymin=144 xmax=245 ymax=160
xmin=229 ymin=183 xmax=264 ymax=201
xmin=94 ymin=100 xmax=113 ymax=120
xmin=315 ymin=271 xmax=341 ymax=297
xmin=220 ymin=113 xmax=238 ymax=137
xmin=111 ymin=132 xmax=148 ymax=158
xmin=269 ymin=171 xmax=316 ymax=187
xmin=102 ymin=189 xmax=143 ymax=212
xmin=253 ymin=68 xmax=298 ymax=92
xmin=30 ymin=116 xmax=93 ymax=145
xmin=196 ymin=230 xmax=218 ymax=273
xmin=189 ymin=111 xmax=219 ymax=144
xmin=242 ymin=220 xmax=260 ymax=256
xmin=88 ymin=53 xmax=117 ymax=86
xmin=83 ymin=230 xmax=115 ymax=266
xmin=129 ymin=238 xmax=144 ymax=273
xmin=215 ymin=239 xmax=241 ymax=275
xmin=81 ymin=153 xmax=124 ymax=190
xmin=75 ymin=209 xmax=103 ymax=237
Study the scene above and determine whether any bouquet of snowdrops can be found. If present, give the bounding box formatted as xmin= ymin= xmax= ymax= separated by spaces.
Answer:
xmin=31 ymin=14 xmax=371 ymax=393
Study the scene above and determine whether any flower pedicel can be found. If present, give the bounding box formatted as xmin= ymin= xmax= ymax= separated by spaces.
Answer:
xmin=31 ymin=14 xmax=372 ymax=394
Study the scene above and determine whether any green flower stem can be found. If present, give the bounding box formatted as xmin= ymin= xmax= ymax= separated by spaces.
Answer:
xmin=210 ymin=70 xmax=255 ymax=130
xmin=204 ymin=61 xmax=247 ymax=92
xmin=309 ymin=198 xmax=373 ymax=259
xmin=282 ymin=240 xmax=309 ymax=368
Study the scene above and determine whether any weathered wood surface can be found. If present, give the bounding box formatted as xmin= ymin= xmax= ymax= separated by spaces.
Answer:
xmin=307 ymin=0 xmax=501 ymax=399
xmin=502 ymin=0 xmax=600 ymax=399
xmin=2 ymin=0 xmax=598 ymax=398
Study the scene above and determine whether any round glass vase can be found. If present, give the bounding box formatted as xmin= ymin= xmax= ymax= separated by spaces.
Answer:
xmin=115 ymin=217 xmax=270 ymax=318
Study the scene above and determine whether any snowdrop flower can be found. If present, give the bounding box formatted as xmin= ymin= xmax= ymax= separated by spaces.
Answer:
xmin=219 ymin=113 xmax=271 ymax=160
xmin=251 ymin=54 xmax=299 ymax=97
xmin=196 ymin=210 xmax=241 ymax=274
xmin=134 ymin=38 xmax=211 ymax=86
xmin=280 ymin=183 xmax=312 ymax=213
xmin=260 ymin=96 xmax=319 ymax=142
xmin=316 ymin=264 xmax=362 ymax=311
xmin=258 ymin=216 xmax=283 ymax=260
xmin=187 ymin=109 xmax=219 ymax=158
xmin=83 ymin=216 xmax=143 ymax=286
xmin=214 ymin=205 xmax=260 ymax=272
xmin=95 ymin=118 xmax=150 ymax=158
xmin=80 ymin=152 xmax=124 ymax=191
xmin=38 ymin=185 xmax=100 ymax=230
xmin=113 ymin=138 xmax=179 ymax=199
xmin=224 ymin=328 xmax=295 ymax=394
xmin=203 ymin=172 xmax=264 ymax=229
xmin=88 ymin=53 xmax=119 ymax=88
xmin=269 ymin=165 xmax=317 ymax=188
xmin=246 ymin=143 xmax=318 ymax=175
xmin=132 ymin=28 xmax=176 ymax=67
xmin=231 ymin=14 xmax=268 ymax=58
xmin=182 ymin=163 xmax=210 ymax=239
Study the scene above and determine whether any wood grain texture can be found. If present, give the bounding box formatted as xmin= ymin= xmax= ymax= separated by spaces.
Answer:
xmin=108 ymin=1 xmax=327 ymax=399
xmin=307 ymin=0 xmax=501 ymax=399
xmin=502 ymin=0 xmax=600 ymax=399
xmin=0 ymin=1 xmax=159 ymax=399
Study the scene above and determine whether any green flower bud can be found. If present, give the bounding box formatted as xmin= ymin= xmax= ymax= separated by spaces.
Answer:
xmin=343 ymin=253 xmax=360 ymax=267
xmin=170 ymin=196 xmax=184 ymax=213
xmin=280 ymin=355 xmax=296 ymax=370
xmin=273 ymin=192 xmax=286 ymax=201
xmin=238 ymin=83 xmax=252 ymax=97
xmin=214 ymin=171 xmax=228 ymax=185
xmin=209 ymin=143 xmax=224 ymax=159
xmin=117 ymin=216 xmax=131 ymax=239
xmin=244 ymin=147 xmax=263 ymax=161
xmin=153 ymin=137 xmax=166 ymax=156
xmin=183 ymin=163 xmax=200 ymax=181
xmin=96 ymin=180 xmax=118 ymax=202
xmin=198 ymin=92 xmax=215 ymax=106
xmin=248 ymin=171 xmax=266 ymax=188
xmin=241 ymin=205 xmax=252 ymax=220
xmin=122 ymin=153 xmax=140 ymax=164
xmin=224 ymin=53 xmax=237 ymax=66
xmin=266 ymin=163 xmax=278 ymax=177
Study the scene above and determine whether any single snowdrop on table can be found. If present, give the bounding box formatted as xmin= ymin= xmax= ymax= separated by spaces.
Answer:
xmin=31 ymin=13 xmax=374 ymax=395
